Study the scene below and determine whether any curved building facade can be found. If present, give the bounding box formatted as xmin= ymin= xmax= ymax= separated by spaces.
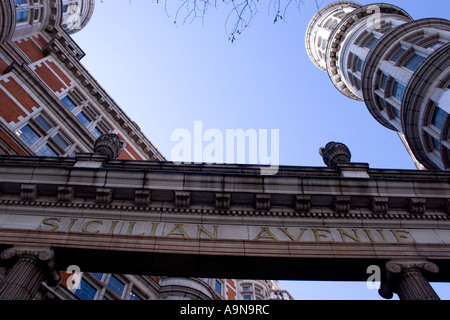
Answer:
xmin=306 ymin=1 xmax=450 ymax=170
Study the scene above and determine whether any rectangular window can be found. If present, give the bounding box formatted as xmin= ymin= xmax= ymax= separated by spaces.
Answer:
xmin=379 ymin=73 xmax=388 ymax=90
xmin=432 ymin=106 xmax=446 ymax=130
xmin=393 ymin=106 xmax=401 ymax=119
xmin=404 ymin=54 xmax=426 ymax=71
xmin=75 ymin=279 xmax=97 ymax=300
xmin=91 ymin=126 xmax=103 ymax=138
xmin=129 ymin=291 xmax=142 ymax=300
xmin=392 ymin=81 xmax=406 ymax=101
xmin=16 ymin=9 xmax=29 ymax=23
xmin=16 ymin=125 xmax=40 ymax=147
xmin=76 ymin=111 xmax=91 ymax=127
xmin=34 ymin=115 xmax=52 ymax=132
xmin=37 ymin=143 xmax=58 ymax=157
xmin=391 ymin=48 xmax=406 ymax=63
xmin=432 ymin=137 xmax=441 ymax=152
xmin=53 ymin=133 xmax=69 ymax=150
xmin=107 ymin=276 xmax=125 ymax=297
xmin=215 ymin=280 xmax=222 ymax=294
xmin=91 ymin=273 xmax=103 ymax=281
xmin=425 ymin=40 xmax=445 ymax=50
xmin=33 ymin=8 xmax=40 ymax=21
xmin=356 ymin=58 xmax=364 ymax=73
xmin=365 ymin=36 xmax=379 ymax=49
xmin=61 ymin=95 xmax=77 ymax=111
xmin=243 ymin=295 xmax=252 ymax=300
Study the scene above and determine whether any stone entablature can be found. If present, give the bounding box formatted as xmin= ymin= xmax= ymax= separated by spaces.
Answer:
xmin=0 ymin=154 xmax=448 ymax=218
xmin=0 ymin=154 xmax=449 ymax=298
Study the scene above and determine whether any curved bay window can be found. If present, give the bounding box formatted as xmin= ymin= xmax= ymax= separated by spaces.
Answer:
xmin=13 ymin=0 xmax=44 ymax=32
xmin=422 ymin=98 xmax=450 ymax=168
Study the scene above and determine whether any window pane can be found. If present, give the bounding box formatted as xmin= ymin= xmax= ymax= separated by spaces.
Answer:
xmin=356 ymin=58 xmax=364 ymax=72
xmin=34 ymin=115 xmax=52 ymax=132
xmin=393 ymin=106 xmax=401 ymax=119
xmin=61 ymin=95 xmax=77 ymax=111
xmin=365 ymin=36 xmax=378 ymax=49
xmin=129 ymin=291 xmax=142 ymax=300
xmin=379 ymin=73 xmax=388 ymax=90
xmin=16 ymin=10 xmax=29 ymax=23
xmin=107 ymin=276 xmax=125 ymax=296
xmin=16 ymin=125 xmax=39 ymax=146
xmin=425 ymin=40 xmax=445 ymax=49
xmin=243 ymin=295 xmax=252 ymax=300
xmin=76 ymin=111 xmax=91 ymax=127
xmin=75 ymin=279 xmax=97 ymax=300
xmin=91 ymin=126 xmax=103 ymax=138
xmin=391 ymin=48 xmax=406 ymax=63
xmin=404 ymin=54 xmax=426 ymax=71
xmin=392 ymin=81 xmax=406 ymax=101
xmin=432 ymin=137 xmax=441 ymax=152
xmin=432 ymin=107 xmax=446 ymax=130
xmin=37 ymin=144 xmax=58 ymax=157
xmin=33 ymin=8 xmax=40 ymax=21
xmin=91 ymin=273 xmax=103 ymax=281
xmin=53 ymin=133 xmax=69 ymax=150
xmin=215 ymin=280 xmax=222 ymax=293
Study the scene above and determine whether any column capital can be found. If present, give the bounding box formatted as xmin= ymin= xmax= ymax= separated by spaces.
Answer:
xmin=1 ymin=246 xmax=61 ymax=287
xmin=385 ymin=259 xmax=439 ymax=275
xmin=379 ymin=259 xmax=440 ymax=300
xmin=1 ymin=246 xmax=54 ymax=261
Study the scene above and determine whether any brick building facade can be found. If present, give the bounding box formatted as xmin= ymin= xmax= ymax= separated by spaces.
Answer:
xmin=0 ymin=0 xmax=292 ymax=300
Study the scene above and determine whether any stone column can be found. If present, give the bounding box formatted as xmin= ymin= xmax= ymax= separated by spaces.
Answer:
xmin=379 ymin=260 xmax=440 ymax=300
xmin=0 ymin=247 xmax=60 ymax=300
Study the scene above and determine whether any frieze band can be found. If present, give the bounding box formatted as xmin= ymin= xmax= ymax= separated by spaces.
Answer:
xmin=25 ymin=216 xmax=450 ymax=245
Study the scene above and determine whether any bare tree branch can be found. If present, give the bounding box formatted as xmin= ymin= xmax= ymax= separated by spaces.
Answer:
xmin=102 ymin=0 xmax=319 ymax=42
xmin=163 ymin=0 xmax=305 ymax=42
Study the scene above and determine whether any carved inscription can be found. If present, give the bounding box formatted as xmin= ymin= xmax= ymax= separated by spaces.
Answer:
xmin=37 ymin=217 xmax=416 ymax=244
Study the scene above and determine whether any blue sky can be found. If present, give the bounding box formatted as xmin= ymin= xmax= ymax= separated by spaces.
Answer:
xmin=72 ymin=0 xmax=450 ymax=300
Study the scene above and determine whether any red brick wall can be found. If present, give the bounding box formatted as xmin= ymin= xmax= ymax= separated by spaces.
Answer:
xmin=33 ymin=60 xmax=71 ymax=94
xmin=226 ymin=279 xmax=237 ymax=300
xmin=0 ymin=88 xmax=27 ymax=123
xmin=14 ymin=38 xmax=45 ymax=62
xmin=1 ymin=77 xmax=38 ymax=113
xmin=117 ymin=133 xmax=144 ymax=160
xmin=0 ymin=58 xmax=8 ymax=75
xmin=0 ymin=77 xmax=40 ymax=124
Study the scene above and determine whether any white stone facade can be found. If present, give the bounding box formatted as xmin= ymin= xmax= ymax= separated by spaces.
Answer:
xmin=306 ymin=1 xmax=450 ymax=170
